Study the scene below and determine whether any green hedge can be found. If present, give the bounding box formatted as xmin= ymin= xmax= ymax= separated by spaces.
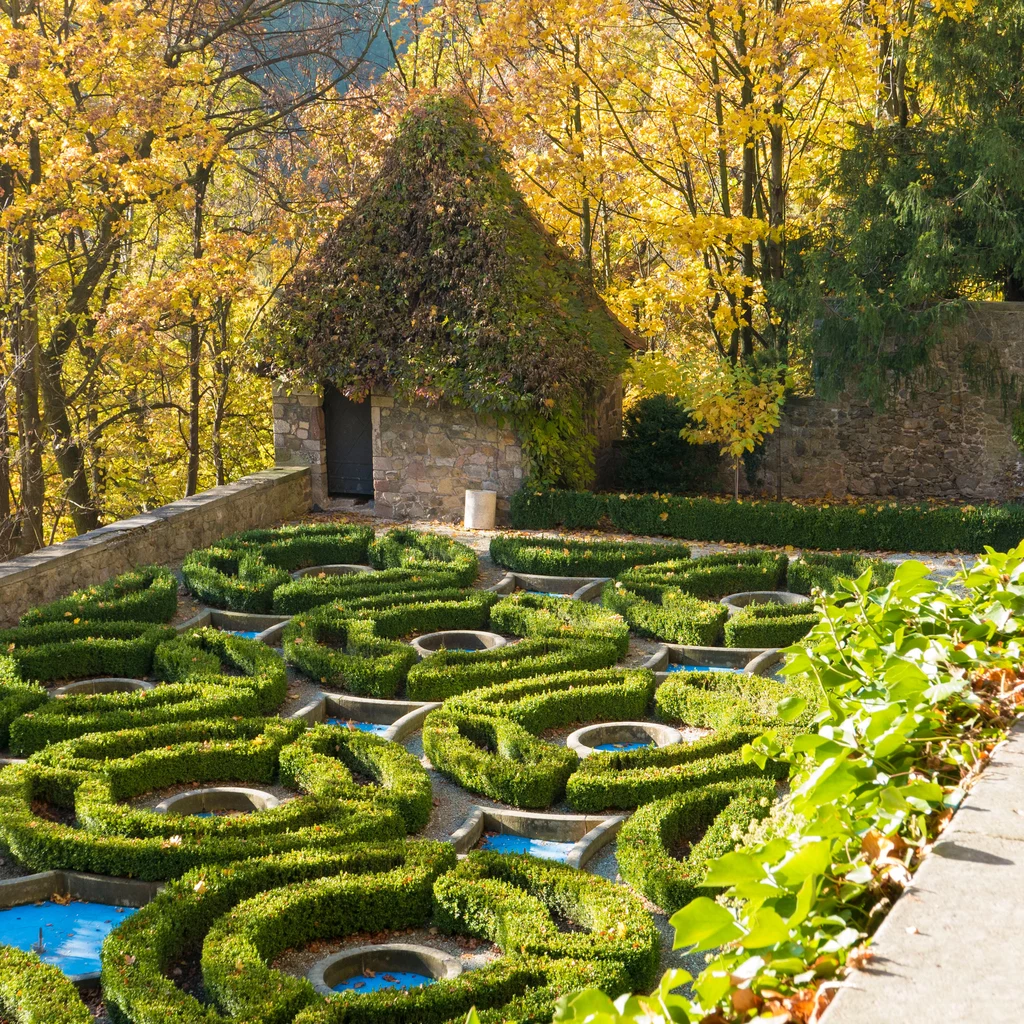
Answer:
xmin=0 ymin=720 xmax=422 ymax=879
xmin=602 ymin=585 xmax=727 ymax=645
xmin=101 ymin=842 xmax=454 ymax=1024
xmin=615 ymin=778 xmax=776 ymax=914
xmin=273 ymin=568 xmax=466 ymax=614
xmin=0 ymin=945 xmax=92 ymax=1024
xmin=19 ymin=566 xmax=178 ymax=626
xmin=369 ymin=528 xmax=478 ymax=585
xmin=723 ymin=600 xmax=818 ymax=648
xmin=182 ymin=523 xmax=374 ymax=612
xmin=565 ymin=729 xmax=787 ymax=812
xmin=510 ymin=488 xmax=1024 ymax=553
xmin=615 ymin=552 xmax=789 ymax=601
xmin=787 ymin=551 xmax=897 ymax=594
xmin=423 ymin=669 xmax=655 ymax=808
xmin=490 ymin=592 xmax=630 ymax=656
xmin=405 ymin=636 xmax=620 ymax=701
xmin=434 ymin=852 xmax=661 ymax=992
xmin=490 ymin=533 xmax=691 ymax=576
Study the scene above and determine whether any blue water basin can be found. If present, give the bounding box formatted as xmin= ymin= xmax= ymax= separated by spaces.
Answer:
xmin=327 ymin=718 xmax=391 ymax=736
xmin=335 ymin=971 xmax=434 ymax=993
xmin=528 ymin=591 xmax=571 ymax=598
xmin=664 ymin=663 xmax=742 ymax=673
xmin=479 ymin=834 xmax=576 ymax=862
xmin=594 ymin=741 xmax=651 ymax=752
xmin=223 ymin=629 xmax=261 ymax=639
xmin=0 ymin=900 xmax=138 ymax=976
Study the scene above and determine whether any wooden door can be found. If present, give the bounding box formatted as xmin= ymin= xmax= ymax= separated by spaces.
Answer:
xmin=323 ymin=384 xmax=373 ymax=497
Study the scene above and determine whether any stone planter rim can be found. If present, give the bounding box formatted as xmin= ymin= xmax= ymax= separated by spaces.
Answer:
xmin=288 ymin=692 xmax=441 ymax=742
xmin=291 ymin=563 xmax=374 ymax=579
xmin=409 ymin=629 xmax=508 ymax=660
xmin=720 ymin=590 xmax=809 ymax=615
xmin=153 ymin=785 xmax=282 ymax=816
xmin=641 ymin=643 xmax=773 ymax=676
xmin=51 ymin=677 xmax=156 ymax=697
xmin=487 ymin=572 xmax=611 ymax=603
xmin=308 ymin=942 xmax=462 ymax=996
xmin=567 ymin=720 xmax=683 ymax=759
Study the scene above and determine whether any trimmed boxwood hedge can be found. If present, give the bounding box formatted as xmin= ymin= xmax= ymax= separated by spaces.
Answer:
xmin=510 ymin=487 xmax=1024 ymax=553
xmin=182 ymin=523 xmax=375 ymax=612
xmin=615 ymin=778 xmax=776 ymax=914
xmin=615 ymin=552 xmax=789 ymax=601
xmin=723 ymin=600 xmax=818 ymax=648
xmin=603 ymin=584 xmax=727 ymax=645
xmin=0 ymin=945 xmax=92 ymax=1024
xmin=369 ymin=528 xmax=478 ymax=585
xmin=273 ymin=567 xmax=466 ymax=614
xmin=8 ymin=628 xmax=288 ymax=755
xmin=19 ymin=566 xmax=178 ymax=626
xmin=490 ymin=592 xmax=630 ymax=656
xmin=423 ymin=669 xmax=655 ymax=808
xmin=565 ymin=728 xmax=787 ymax=812
xmin=490 ymin=533 xmax=690 ymax=576
xmin=0 ymin=719 xmax=426 ymax=880
xmin=788 ymin=551 xmax=897 ymax=594
xmin=405 ymin=636 xmax=620 ymax=701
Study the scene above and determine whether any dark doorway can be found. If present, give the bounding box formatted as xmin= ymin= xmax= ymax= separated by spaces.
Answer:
xmin=323 ymin=384 xmax=374 ymax=497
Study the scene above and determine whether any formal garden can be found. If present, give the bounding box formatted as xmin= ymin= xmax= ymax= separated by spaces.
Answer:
xmin=0 ymin=511 xmax=1018 ymax=1024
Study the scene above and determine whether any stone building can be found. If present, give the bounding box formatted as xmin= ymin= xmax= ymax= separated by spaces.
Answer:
xmin=271 ymin=96 xmax=638 ymax=521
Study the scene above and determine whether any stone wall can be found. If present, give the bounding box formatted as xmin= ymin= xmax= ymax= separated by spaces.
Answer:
xmin=0 ymin=467 xmax=311 ymax=626
xmin=371 ymin=395 xmax=524 ymax=521
xmin=753 ymin=302 xmax=1024 ymax=502
xmin=273 ymin=384 xmax=329 ymax=508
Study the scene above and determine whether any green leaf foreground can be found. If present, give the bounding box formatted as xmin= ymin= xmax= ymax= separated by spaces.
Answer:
xmin=537 ymin=544 xmax=1024 ymax=1023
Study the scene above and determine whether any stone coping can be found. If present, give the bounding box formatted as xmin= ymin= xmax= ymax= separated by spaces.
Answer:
xmin=487 ymin=572 xmax=611 ymax=603
xmin=0 ymin=870 xmax=160 ymax=988
xmin=450 ymin=806 xmax=627 ymax=871
xmin=720 ymin=590 xmax=809 ymax=615
xmin=291 ymin=563 xmax=374 ymax=579
xmin=153 ymin=786 xmax=282 ymax=816
xmin=51 ymin=677 xmax=156 ymax=697
xmin=642 ymin=643 xmax=774 ymax=678
xmin=176 ymin=607 xmax=291 ymax=645
xmin=821 ymin=720 xmax=1024 ymax=1024
xmin=289 ymin=692 xmax=440 ymax=743
xmin=566 ymin=721 xmax=683 ymax=759
xmin=308 ymin=942 xmax=463 ymax=996
xmin=409 ymin=630 xmax=508 ymax=660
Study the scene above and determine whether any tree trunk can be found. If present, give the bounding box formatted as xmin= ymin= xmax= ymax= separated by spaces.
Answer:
xmin=185 ymin=165 xmax=210 ymax=497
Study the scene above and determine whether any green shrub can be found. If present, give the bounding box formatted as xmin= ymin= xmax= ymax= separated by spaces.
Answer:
xmin=510 ymin=488 xmax=1024 ymax=553
xmin=368 ymin=528 xmax=478 ymax=585
xmin=565 ymin=729 xmax=787 ymax=812
xmin=423 ymin=669 xmax=655 ymax=808
xmin=614 ymin=394 xmax=720 ymax=494
xmin=490 ymin=533 xmax=690 ymax=576
xmin=490 ymin=593 xmax=630 ymax=656
xmin=9 ymin=629 xmax=288 ymax=755
xmin=788 ymin=551 xmax=897 ymax=594
xmin=273 ymin=568 xmax=465 ymax=614
xmin=0 ymin=945 xmax=92 ymax=1023
xmin=723 ymin=600 xmax=818 ymax=648
xmin=616 ymin=552 xmax=788 ymax=601
xmin=603 ymin=585 xmax=727 ymax=645
xmin=19 ymin=566 xmax=178 ymax=626
xmin=615 ymin=778 xmax=776 ymax=914
xmin=0 ymin=720 xmax=421 ymax=880
xmin=182 ymin=523 xmax=374 ymax=612
xmin=405 ymin=637 xmax=620 ymax=701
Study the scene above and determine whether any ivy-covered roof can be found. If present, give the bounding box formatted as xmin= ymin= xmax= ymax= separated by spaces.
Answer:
xmin=271 ymin=95 xmax=635 ymax=417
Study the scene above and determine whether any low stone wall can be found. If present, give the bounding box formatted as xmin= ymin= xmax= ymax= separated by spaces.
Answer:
xmin=754 ymin=302 xmax=1024 ymax=501
xmin=0 ymin=467 xmax=311 ymax=626
xmin=372 ymin=395 xmax=524 ymax=521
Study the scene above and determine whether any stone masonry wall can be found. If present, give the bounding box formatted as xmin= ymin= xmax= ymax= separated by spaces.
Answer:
xmin=753 ymin=302 xmax=1024 ymax=502
xmin=273 ymin=384 xmax=329 ymax=509
xmin=371 ymin=395 xmax=524 ymax=522
xmin=0 ymin=467 xmax=311 ymax=626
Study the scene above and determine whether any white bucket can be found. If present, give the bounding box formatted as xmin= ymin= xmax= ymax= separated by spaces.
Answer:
xmin=464 ymin=489 xmax=497 ymax=530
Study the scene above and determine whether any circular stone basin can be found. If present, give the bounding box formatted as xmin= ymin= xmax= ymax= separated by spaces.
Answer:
xmin=566 ymin=721 xmax=683 ymax=759
xmin=292 ymin=564 xmax=375 ymax=579
xmin=153 ymin=786 xmax=281 ymax=817
xmin=51 ymin=677 xmax=156 ymax=697
xmin=308 ymin=943 xmax=462 ymax=996
xmin=720 ymin=591 xmax=808 ymax=615
xmin=409 ymin=630 xmax=508 ymax=659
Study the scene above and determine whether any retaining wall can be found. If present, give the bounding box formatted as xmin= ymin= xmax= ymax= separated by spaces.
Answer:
xmin=0 ymin=467 xmax=311 ymax=626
